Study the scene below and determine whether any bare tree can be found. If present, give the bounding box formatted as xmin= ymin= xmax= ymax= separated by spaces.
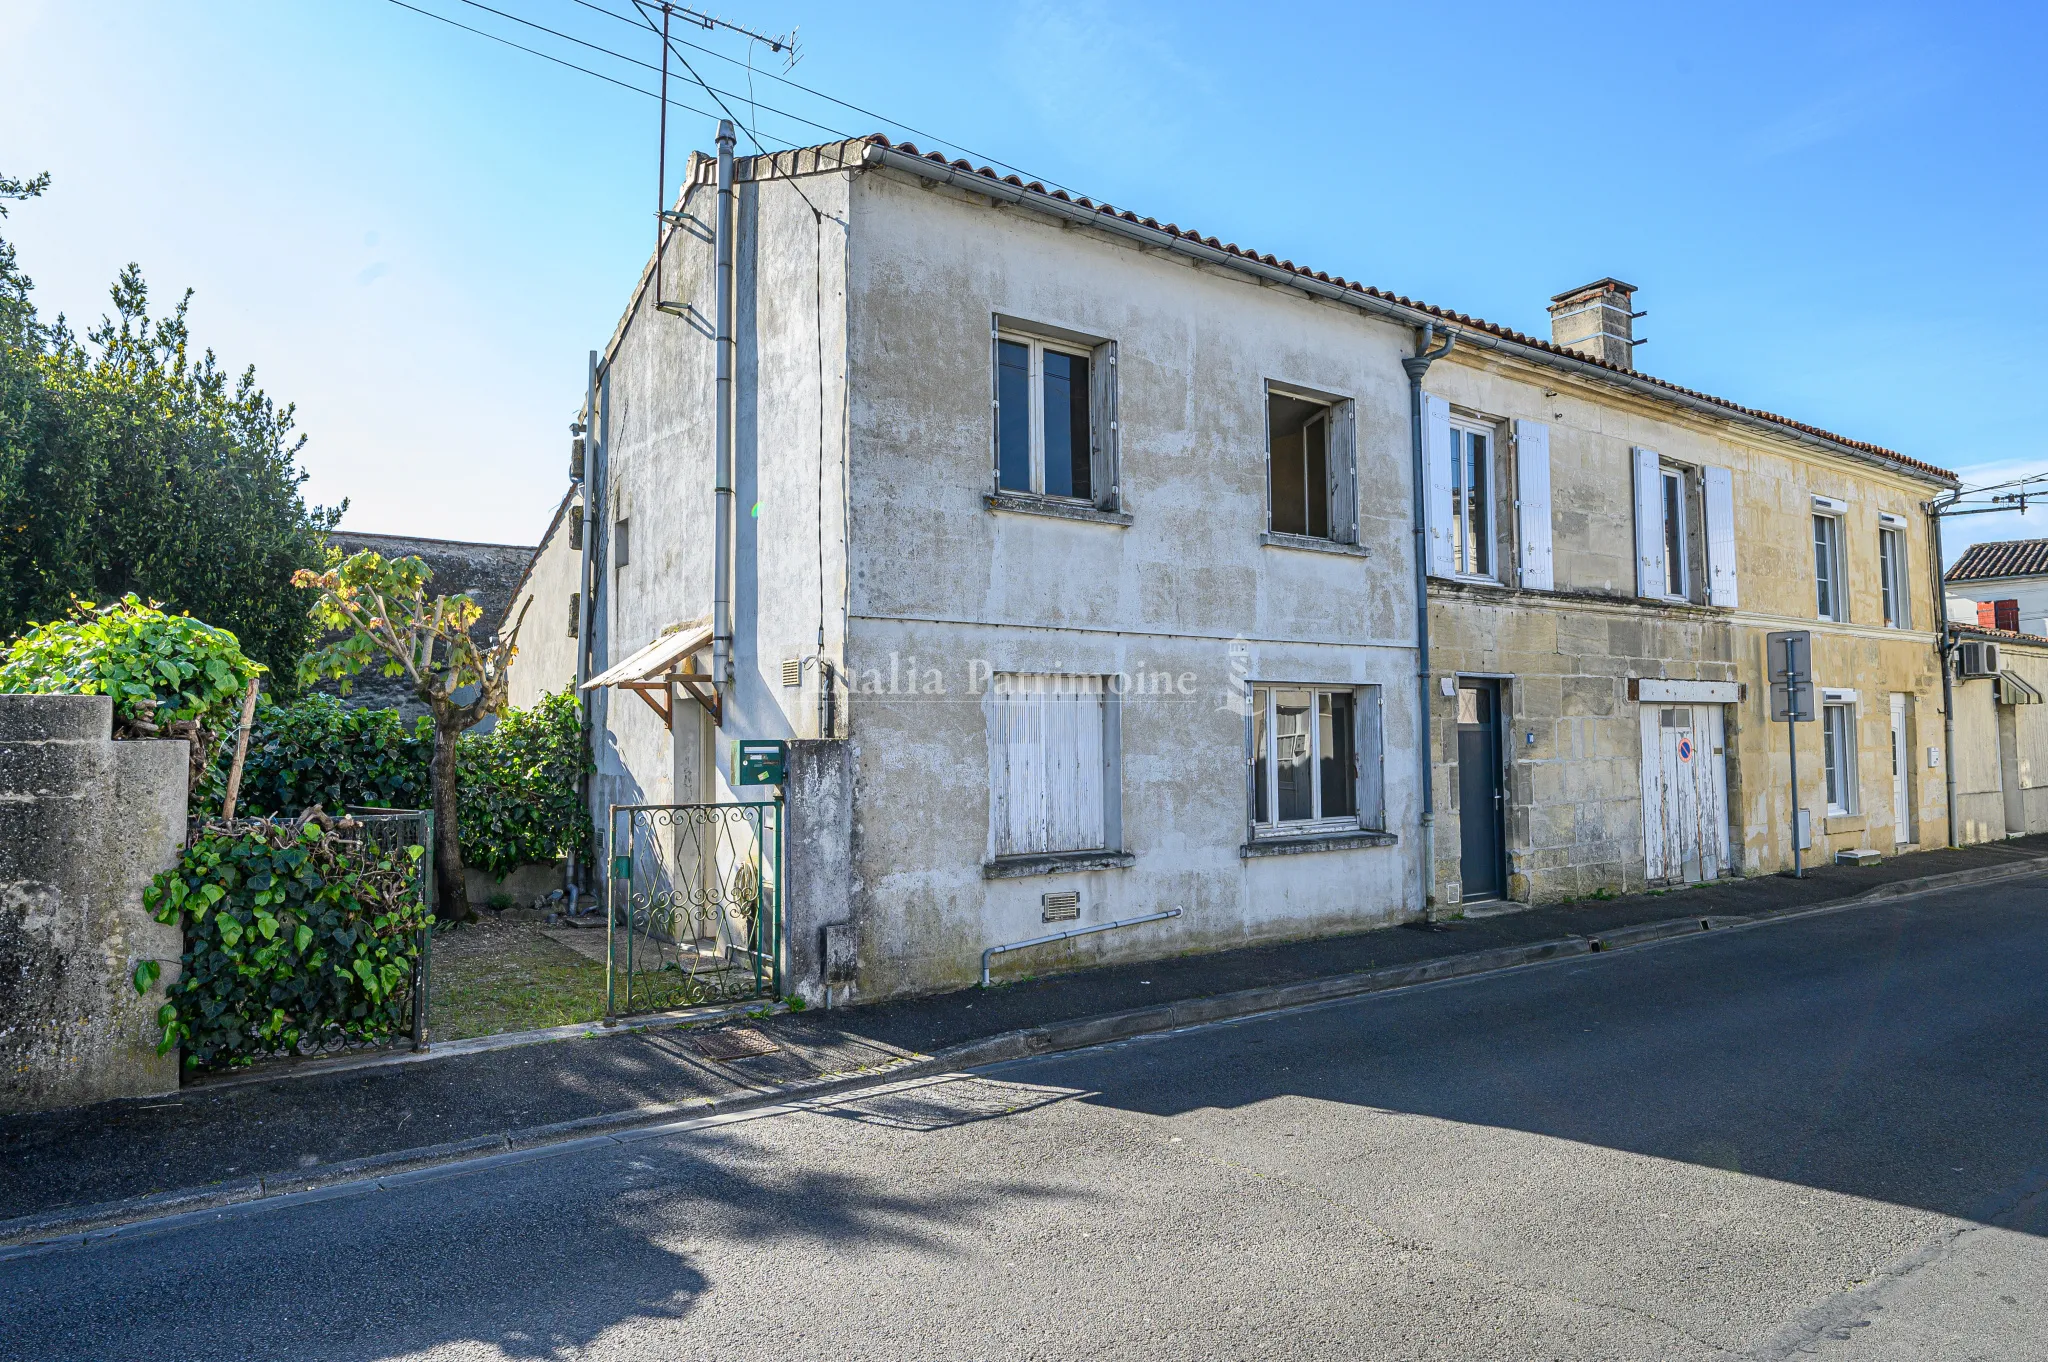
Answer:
xmin=294 ymin=551 xmax=528 ymax=921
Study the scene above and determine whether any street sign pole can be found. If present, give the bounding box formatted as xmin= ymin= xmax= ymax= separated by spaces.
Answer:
xmin=1784 ymin=635 xmax=1802 ymax=879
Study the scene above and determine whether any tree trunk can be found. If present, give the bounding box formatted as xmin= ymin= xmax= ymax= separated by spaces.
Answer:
xmin=431 ymin=718 xmax=472 ymax=922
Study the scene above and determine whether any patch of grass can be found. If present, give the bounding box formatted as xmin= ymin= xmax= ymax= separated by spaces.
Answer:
xmin=428 ymin=919 xmax=606 ymax=1040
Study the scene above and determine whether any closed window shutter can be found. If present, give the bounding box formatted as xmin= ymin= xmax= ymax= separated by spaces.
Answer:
xmin=1089 ymin=340 xmax=1118 ymax=510
xmin=1632 ymin=446 xmax=1665 ymax=597
xmin=987 ymin=677 xmax=1106 ymax=857
xmin=1513 ymin=419 xmax=1553 ymax=590
xmin=1327 ymin=400 xmax=1358 ymax=545
xmin=1424 ymin=394 xmax=1455 ymax=576
xmin=1703 ymin=465 xmax=1738 ymax=607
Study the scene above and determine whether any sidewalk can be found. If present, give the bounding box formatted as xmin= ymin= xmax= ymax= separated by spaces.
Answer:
xmin=7 ymin=835 xmax=2047 ymax=1243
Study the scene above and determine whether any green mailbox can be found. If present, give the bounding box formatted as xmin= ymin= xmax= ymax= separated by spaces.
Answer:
xmin=734 ymin=738 xmax=787 ymax=786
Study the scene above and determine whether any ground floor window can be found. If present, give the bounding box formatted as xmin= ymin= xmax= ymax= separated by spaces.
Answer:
xmin=1250 ymin=684 xmax=1383 ymax=834
xmin=1822 ymin=703 xmax=1858 ymax=815
xmin=986 ymin=674 xmax=1115 ymax=858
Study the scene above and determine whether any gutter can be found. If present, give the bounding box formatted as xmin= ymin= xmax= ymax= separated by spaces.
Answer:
xmin=712 ymin=120 xmax=737 ymax=693
xmin=859 ymin=144 xmax=1955 ymax=491
xmin=1403 ymin=324 xmax=1454 ymax=920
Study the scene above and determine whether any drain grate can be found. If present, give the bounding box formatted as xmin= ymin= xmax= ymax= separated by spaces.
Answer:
xmin=690 ymin=1027 xmax=781 ymax=1060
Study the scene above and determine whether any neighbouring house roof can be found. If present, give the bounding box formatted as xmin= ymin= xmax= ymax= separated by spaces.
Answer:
xmin=1945 ymin=538 xmax=2048 ymax=584
xmin=699 ymin=136 xmax=1956 ymax=487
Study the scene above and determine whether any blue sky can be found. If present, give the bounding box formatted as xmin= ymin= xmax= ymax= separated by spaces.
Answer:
xmin=4 ymin=1 xmax=2043 ymax=557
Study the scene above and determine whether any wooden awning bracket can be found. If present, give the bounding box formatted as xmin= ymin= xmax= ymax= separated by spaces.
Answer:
xmin=673 ymin=674 xmax=722 ymax=728
xmin=618 ymin=679 xmax=673 ymax=730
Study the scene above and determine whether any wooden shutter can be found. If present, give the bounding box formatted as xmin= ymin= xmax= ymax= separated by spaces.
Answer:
xmin=1632 ymin=446 xmax=1664 ymax=597
xmin=1424 ymin=394 xmax=1455 ymax=576
xmin=989 ymin=317 xmax=1002 ymax=490
xmin=1327 ymin=400 xmax=1358 ymax=544
xmin=1513 ymin=419 xmax=1553 ymax=590
xmin=1357 ymin=686 xmax=1385 ymax=830
xmin=986 ymin=676 xmax=1106 ymax=857
xmin=1088 ymin=341 xmax=1118 ymax=510
xmin=1703 ymin=465 xmax=1738 ymax=607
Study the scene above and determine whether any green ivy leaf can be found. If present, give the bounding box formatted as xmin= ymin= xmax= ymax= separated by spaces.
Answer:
xmin=132 ymin=959 xmax=161 ymax=994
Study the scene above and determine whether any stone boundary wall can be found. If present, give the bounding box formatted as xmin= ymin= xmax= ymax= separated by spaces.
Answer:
xmin=0 ymin=694 xmax=186 ymax=1113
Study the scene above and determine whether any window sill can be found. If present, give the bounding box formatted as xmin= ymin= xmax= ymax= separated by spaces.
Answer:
xmin=983 ymin=850 xmax=1135 ymax=880
xmin=1825 ymin=814 xmax=1866 ymax=834
xmin=1260 ymin=531 xmax=1368 ymax=559
xmin=1239 ymin=829 xmax=1398 ymax=859
xmin=985 ymin=492 xmax=1131 ymax=527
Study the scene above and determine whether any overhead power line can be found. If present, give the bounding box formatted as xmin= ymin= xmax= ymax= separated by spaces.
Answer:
xmin=383 ymin=0 xmax=722 ymax=121
xmin=563 ymin=0 xmax=1085 ymax=194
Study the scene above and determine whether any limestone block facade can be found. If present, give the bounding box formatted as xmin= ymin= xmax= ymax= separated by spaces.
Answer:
xmin=1423 ymin=329 xmax=1953 ymax=908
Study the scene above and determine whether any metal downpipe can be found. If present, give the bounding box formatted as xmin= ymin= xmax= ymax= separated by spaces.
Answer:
xmin=1403 ymin=324 xmax=1454 ymax=921
xmin=712 ymin=119 xmax=737 ymax=692
xmin=1931 ymin=501 xmax=1960 ymax=846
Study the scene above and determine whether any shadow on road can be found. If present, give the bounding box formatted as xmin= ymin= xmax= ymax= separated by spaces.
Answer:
xmin=1034 ymin=894 xmax=2048 ymax=1239
xmin=0 ymin=1121 xmax=1083 ymax=1362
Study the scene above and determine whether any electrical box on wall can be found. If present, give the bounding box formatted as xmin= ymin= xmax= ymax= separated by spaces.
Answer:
xmin=734 ymin=739 xmax=787 ymax=786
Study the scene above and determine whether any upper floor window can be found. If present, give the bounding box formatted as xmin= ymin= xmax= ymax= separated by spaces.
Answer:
xmin=1659 ymin=466 xmax=1690 ymax=599
xmin=1632 ymin=448 xmax=1734 ymax=606
xmin=1813 ymin=510 xmax=1846 ymax=621
xmin=1266 ymin=386 xmax=1358 ymax=544
xmin=991 ymin=319 xmax=1120 ymax=514
xmin=1878 ymin=520 xmax=1911 ymax=628
xmin=997 ymin=335 xmax=1093 ymax=501
xmin=1448 ymin=420 xmax=1494 ymax=577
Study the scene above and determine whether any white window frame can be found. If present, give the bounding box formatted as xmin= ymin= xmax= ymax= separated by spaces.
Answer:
xmin=996 ymin=332 xmax=1095 ymax=503
xmin=1448 ymin=417 xmax=1496 ymax=580
xmin=1822 ymin=702 xmax=1858 ymax=815
xmin=1248 ymin=683 xmax=1381 ymax=837
xmin=1813 ymin=511 xmax=1847 ymax=621
xmin=1879 ymin=524 xmax=1910 ymax=628
xmin=1659 ymin=467 xmax=1691 ymax=601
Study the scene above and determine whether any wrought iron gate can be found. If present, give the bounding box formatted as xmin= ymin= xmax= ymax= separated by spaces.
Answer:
xmin=345 ymin=806 xmax=435 ymax=1051
xmin=606 ymin=802 xmax=782 ymax=1017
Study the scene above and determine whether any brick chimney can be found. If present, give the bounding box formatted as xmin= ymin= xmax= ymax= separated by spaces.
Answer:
xmin=1547 ymin=278 xmax=1640 ymax=369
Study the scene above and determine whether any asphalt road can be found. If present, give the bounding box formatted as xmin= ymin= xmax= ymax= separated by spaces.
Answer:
xmin=6 ymin=881 xmax=2047 ymax=1361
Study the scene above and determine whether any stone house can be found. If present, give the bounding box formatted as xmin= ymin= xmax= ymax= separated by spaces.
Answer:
xmin=1945 ymin=617 xmax=2048 ymax=842
xmin=1422 ymin=278 xmax=1957 ymax=908
xmin=532 ymin=131 xmax=1960 ymax=1003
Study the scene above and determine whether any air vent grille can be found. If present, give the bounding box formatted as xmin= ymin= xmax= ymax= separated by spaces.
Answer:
xmin=781 ymin=658 xmax=803 ymax=688
xmin=1041 ymin=891 xmax=1080 ymax=923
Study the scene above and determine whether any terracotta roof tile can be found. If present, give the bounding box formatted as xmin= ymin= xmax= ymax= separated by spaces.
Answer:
xmin=848 ymin=135 xmax=1954 ymax=484
xmin=1946 ymin=538 xmax=2048 ymax=583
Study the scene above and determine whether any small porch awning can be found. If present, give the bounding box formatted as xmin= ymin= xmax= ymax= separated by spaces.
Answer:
xmin=582 ymin=619 xmax=718 ymax=728
xmin=1996 ymin=670 xmax=2043 ymax=706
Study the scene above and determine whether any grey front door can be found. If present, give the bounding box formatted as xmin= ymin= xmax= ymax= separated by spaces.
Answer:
xmin=1457 ymin=680 xmax=1506 ymax=902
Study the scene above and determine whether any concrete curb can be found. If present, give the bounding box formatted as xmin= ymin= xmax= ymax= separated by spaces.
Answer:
xmin=8 ymin=852 xmax=2044 ymax=1254
xmin=187 ymin=997 xmax=793 ymax=1093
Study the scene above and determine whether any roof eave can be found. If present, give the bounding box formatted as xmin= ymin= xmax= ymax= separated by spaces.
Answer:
xmin=862 ymin=143 xmax=1958 ymax=491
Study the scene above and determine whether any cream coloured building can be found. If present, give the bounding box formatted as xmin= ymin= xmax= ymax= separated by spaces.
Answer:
xmin=1421 ymin=278 xmax=1957 ymax=908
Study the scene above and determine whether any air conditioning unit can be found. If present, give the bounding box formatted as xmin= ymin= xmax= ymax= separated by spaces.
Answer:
xmin=1956 ymin=640 xmax=2001 ymax=678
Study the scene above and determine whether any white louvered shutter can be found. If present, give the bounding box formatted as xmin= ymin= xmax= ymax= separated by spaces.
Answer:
xmin=1703 ymin=465 xmax=1738 ymax=607
xmin=986 ymin=676 xmax=1106 ymax=857
xmin=1632 ymin=445 xmax=1665 ymax=598
xmin=1424 ymin=394 xmax=1455 ymax=576
xmin=1514 ymin=419 xmax=1553 ymax=590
